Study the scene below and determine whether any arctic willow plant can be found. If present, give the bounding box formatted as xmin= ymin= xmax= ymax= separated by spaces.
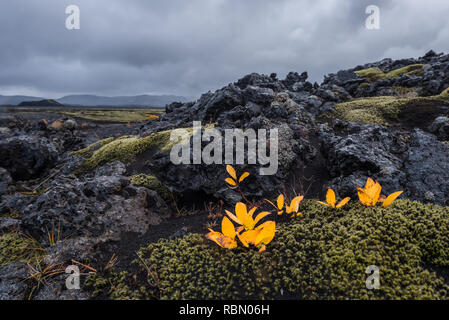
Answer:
xmin=206 ymin=202 xmax=275 ymax=252
xmin=206 ymin=216 xmax=237 ymax=249
xmin=206 ymin=166 xmax=276 ymax=252
xmin=317 ymin=188 xmax=350 ymax=209
xmin=357 ymin=178 xmax=403 ymax=207
xmin=224 ymin=165 xmax=249 ymax=187
xmin=275 ymin=194 xmax=303 ymax=217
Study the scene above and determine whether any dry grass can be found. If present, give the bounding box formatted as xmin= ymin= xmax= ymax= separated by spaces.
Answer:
xmin=58 ymin=109 xmax=163 ymax=123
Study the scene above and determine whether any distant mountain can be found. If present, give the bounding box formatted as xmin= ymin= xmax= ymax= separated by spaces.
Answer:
xmin=0 ymin=95 xmax=45 ymax=105
xmin=0 ymin=94 xmax=193 ymax=108
xmin=57 ymin=94 xmax=192 ymax=107
xmin=17 ymin=99 xmax=63 ymax=107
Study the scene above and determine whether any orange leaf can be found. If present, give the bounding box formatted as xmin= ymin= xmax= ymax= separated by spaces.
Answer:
xmin=357 ymin=187 xmax=371 ymax=206
xmin=221 ymin=217 xmax=236 ymax=239
xmin=248 ymin=207 xmax=257 ymax=218
xmin=225 ymin=210 xmax=242 ymax=225
xmin=317 ymin=201 xmax=330 ymax=207
xmin=238 ymin=172 xmax=250 ymax=183
xmin=326 ymin=188 xmax=336 ymax=208
xmin=277 ymin=194 xmax=284 ymax=210
xmin=225 ymin=178 xmax=237 ymax=186
xmin=255 ymin=221 xmax=276 ymax=247
xmin=226 ymin=165 xmax=237 ymax=180
xmin=254 ymin=211 xmax=271 ymax=225
xmin=382 ymin=191 xmax=403 ymax=207
xmin=336 ymin=197 xmax=350 ymax=208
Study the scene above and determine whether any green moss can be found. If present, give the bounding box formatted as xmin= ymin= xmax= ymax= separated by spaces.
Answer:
xmin=0 ymin=232 xmax=45 ymax=266
xmin=334 ymin=94 xmax=449 ymax=125
xmin=85 ymin=271 xmax=155 ymax=300
xmin=358 ymin=82 xmax=371 ymax=90
xmin=122 ymin=200 xmax=449 ymax=300
xmin=81 ymin=128 xmax=193 ymax=170
xmin=355 ymin=64 xmax=424 ymax=82
xmin=130 ymin=174 xmax=172 ymax=202
xmin=355 ymin=68 xmax=386 ymax=82
xmin=385 ymin=64 xmax=424 ymax=78
xmin=71 ymin=137 xmax=117 ymax=158
xmin=392 ymin=86 xmax=421 ymax=96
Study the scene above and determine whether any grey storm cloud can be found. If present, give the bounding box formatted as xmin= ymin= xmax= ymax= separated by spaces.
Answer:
xmin=0 ymin=0 xmax=448 ymax=98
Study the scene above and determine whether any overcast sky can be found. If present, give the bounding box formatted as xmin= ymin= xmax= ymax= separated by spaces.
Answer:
xmin=0 ymin=0 xmax=448 ymax=98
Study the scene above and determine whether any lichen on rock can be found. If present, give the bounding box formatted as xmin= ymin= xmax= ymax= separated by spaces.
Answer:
xmin=0 ymin=232 xmax=45 ymax=266
xmin=130 ymin=174 xmax=172 ymax=202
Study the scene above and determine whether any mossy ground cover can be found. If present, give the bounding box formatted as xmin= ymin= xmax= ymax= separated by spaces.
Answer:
xmin=86 ymin=200 xmax=449 ymax=300
xmin=355 ymin=64 xmax=424 ymax=82
xmin=334 ymin=93 xmax=449 ymax=125
xmin=0 ymin=232 xmax=45 ymax=266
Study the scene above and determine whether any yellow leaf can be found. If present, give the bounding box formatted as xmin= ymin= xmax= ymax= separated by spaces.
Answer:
xmin=216 ymin=236 xmax=237 ymax=249
xmin=225 ymin=210 xmax=242 ymax=225
xmin=317 ymin=201 xmax=330 ymax=207
xmin=357 ymin=187 xmax=371 ymax=206
xmin=225 ymin=178 xmax=237 ymax=186
xmin=255 ymin=221 xmax=272 ymax=231
xmin=206 ymin=231 xmax=224 ymax=247
xmin=277 ymin=194 xmax=284 ymax=210
xmin=238 ymin=172 xmax=250 ymax=183
xmin=238 ymin=230 xmax=260 ymax=247
xmin=371 ymin=182 xmax=382 ymax=206
xmin=336 ymin=197 xmax=350 ymax=208
xmin=226 ymin=165 xmax=237 ymax=180
xmin=235 ymin=202 xmax=253 ymax=230
xmin=248 ymin=207 xmax=257 ymax=218
xmin=221 ymin=217 xmax=236 ymax=239
xmin=365 ymin=178 xmax=375 ymax=190
xmin=255 ymin=221 xmax=276 ymax=247
xmin=382 ymin=191 xmax=403 ymax=207
xmin=237 ymin=233 xmax=249 ymax=247
xmin=326 ymin=188 xmax=336 ymax=208
xmin=287 ymin=196 xmax=303 ymax=213
xmin=254 ymin=211 xmax=271 ymax=225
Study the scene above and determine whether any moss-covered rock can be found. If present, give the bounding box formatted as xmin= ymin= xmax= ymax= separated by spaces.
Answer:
xmin=358 ymin=82 xmax=371 ymax=90
xmin=71 ymin=137 xmax=117 ymax=159
xmin=385 ymin=64 xmax=425 ymax=78
xmin=130 ymin=174 xmax=172 ymax=202
xmin=124 ymin=200 xmax=449 ymax=300
xmin=0 ymin=232 xmax=45 ymax=266
xmin=392 ymin=86 xmax=421 ymax=97
xmin=355 ymin=64 xmax=424 ymax=82
xmin=334 ymin=94 xmax=449 ymax=125
xmin=78 ymin=128 xmax=193 ymax=170
xmin=355 ymin=68 xmax=386 ymax=82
